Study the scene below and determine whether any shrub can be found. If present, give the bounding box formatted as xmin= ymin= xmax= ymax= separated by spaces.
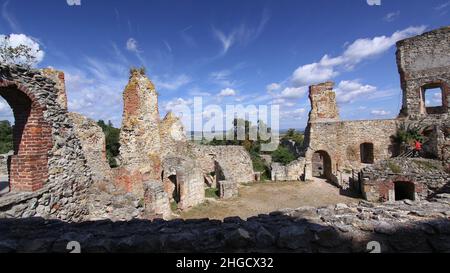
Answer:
xmin=272 ymin=146 xmax=296 ymax=165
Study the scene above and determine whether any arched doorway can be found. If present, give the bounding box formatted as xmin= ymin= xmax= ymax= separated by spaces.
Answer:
xmin=394 ymin=181 xmax=415 ymax=201
xmin=360 ymin=143 xmax=374 ymax=164
xmin=312 ymin=150 xmax=332 ymax=179
xmin=0 ymin=83 xmax=52 ymax=192
xmin=168 ymin=174 xmax=179 ymax=202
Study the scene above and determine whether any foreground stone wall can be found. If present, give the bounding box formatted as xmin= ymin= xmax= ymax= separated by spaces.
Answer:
xmin=192 ymin=145 xmax=255 ymax=183
xmin=1 ymin=195 xmax=449 ymax=252
xmin=0 ymin=65 xmax=93 ymax=222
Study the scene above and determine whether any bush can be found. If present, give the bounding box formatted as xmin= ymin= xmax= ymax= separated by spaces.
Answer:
xmin=205 ymin=188 xmax=219 ymax=198
xmin=272 ymin=146 xmax=296 ymax=165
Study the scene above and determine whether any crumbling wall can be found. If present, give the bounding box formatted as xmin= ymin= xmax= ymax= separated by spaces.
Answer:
xmin=308 ymin=82 xmax=340 ymax=123
xmin=396 ymin=26 xmax=450 ymax=120
xmin=360 ymin=158 xmax=449 ymax=202
xmin=192 ymin=144 xmax=255 ymax=183
xmin=69 ymin=113 xmax=112 ymax=183
xmin=304 ymin=119 xmax=398 ymax=181
xmin=177 ymin=160 xmax=205 ymax=210
xmin=0 ymin=65 xmax=92 ymax=222
xmin=116 ymin=70 xmax=162 ymax=196
xmin=271 ymin=158 xmax=305 ymax=181
xmin=159 ymin=111 xmax=188 ymax=159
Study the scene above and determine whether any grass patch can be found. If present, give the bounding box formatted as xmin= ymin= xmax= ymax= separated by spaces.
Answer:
xmin=413 ymin=160 xmax=439 ymax=171
xmin=387 ymin=161 xmax=402 ymax=174
xmin=170 ymin=201 xmax=178 ymax=212
xmin=205 ymin=188 xmax=219 ymax=199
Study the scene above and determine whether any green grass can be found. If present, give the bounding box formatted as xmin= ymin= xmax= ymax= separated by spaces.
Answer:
xmin=413 ymin=160 xmax=439 ymax=171
xmin=205 ymin=188 xmax=219 ymax=199
xmin=170 ymin=201 xmax=178 ymax=212
xmin=387 ymin=161 xmax=402 ymax=174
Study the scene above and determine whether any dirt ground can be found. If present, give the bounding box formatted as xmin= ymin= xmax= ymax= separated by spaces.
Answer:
xmin=178 ymin=179 xmax=361 ymax=220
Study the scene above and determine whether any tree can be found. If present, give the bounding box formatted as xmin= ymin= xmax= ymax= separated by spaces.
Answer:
xmin=0 ymin=35 xmax=40 ymax=67
xmin=97 ymin=120 xmax=121 ymax=167
xmin=0 ymin=120 xmax=13 ymax=154
xmin=272 ymin=146 xmax=296 ymax=165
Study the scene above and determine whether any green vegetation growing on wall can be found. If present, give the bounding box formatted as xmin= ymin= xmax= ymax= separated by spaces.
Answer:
xmin=97 ymin=120 xmax=120 ymax=168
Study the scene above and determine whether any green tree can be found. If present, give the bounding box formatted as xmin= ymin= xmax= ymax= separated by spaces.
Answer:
xmin=0 ymin=35 xmax=40 ymax=67
xmin=272 ymin=146 xmax=296 ymax=165
xmin=0 ymin=120 xmax=13 ymax=154
xmin=97 ymin=120 xmax=120 ymax=167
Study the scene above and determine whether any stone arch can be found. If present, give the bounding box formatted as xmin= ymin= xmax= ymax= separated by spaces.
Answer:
xmin=360 ymin=142 xmax=375 ymax=164
xmin=312 ymin=150 xmax=332 ymax=180
xmin=0 ymin=81 xmax=52 ymax=192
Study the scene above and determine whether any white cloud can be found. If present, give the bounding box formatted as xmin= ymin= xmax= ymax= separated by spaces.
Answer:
xmin=163 ymin=97 xmax=193 ymax=112
xmin=0 ymin=33 xmax=45 ymax=66
xmin=335 ymin=80 xmax=377 ymax=103
xmin=292 ymin=62 xmax=339 ymax=86
xmin=218 ymin=88 xmax=237 ymax=97
xmin=281 ymin=108 xmax=306 ymax=120
xmin=279 ymin=86 xmax=308 ymax=99
xmin=371 ymin=110 xmax=391 ymax=116
xmin=290 ymin=26 xmax=426 ymax=86
xmin=266 ymin=83 xmax=281 ymax=93
xmin=126 ymin=38 xmax=139 ymax=53
xmin=383 ymin=11 xmax=400 ymax=22
xmin=154 ymin=74 xmax=191 ymax=90
xmin=435 ymin=1 xmax=450 ymax=10
xmin=209 ymin=69 xmax=236 ymax=86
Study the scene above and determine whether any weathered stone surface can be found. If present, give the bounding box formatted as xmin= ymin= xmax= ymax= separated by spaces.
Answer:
xmin=118 ymin=69 xmax=162 ymax=194
xmin=0 ymin=64 xmax=92 ymax=222
xmin=360 ymin=158 xmax=450 ymax=202
xmin=1 ymin=197 xmax=448 ymax=253
xmin=218 ymin=180 xmax=238 ymax=199
xmin=193 ymin=145 xmax=255 ymax=184
xmin=69 ymin=112 xmax=112 ymax=183
xmin=143 ymin=180 xmax=171 ymax=220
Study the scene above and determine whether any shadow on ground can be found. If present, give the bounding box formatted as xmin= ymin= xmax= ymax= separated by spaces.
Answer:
xmin=1 ymin=207 xmax=449 ymax=253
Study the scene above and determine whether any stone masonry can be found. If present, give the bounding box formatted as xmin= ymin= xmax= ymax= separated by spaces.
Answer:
xmin=0 ymin=65 xmax=92 ymax=221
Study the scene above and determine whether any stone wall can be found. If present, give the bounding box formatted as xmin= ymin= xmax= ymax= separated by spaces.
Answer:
xmin=40 ymin=68 xmax=68 ymax=111
xmin=1 ymin=195 xmax=449 ymax=252
xmin=69 ymin=113 xmax=112 ymax=183
xmin=303 ymin=118 xmax=398 ymax=182
xmin=143 ymin=180 xmax=171 ymax=219
xmin=396 ymin=26 xmax=450 ymax=120
xmin=118 ymin=70 xmax=162 ymax=185
xmin=360 ymin=158 xmax=449 ymax=202
xmin=0 ymin=65 xmax=93 ymax=222
xmin=271 ymin=158 xmax=305 ymax=181
xmin=308 ymin=82 xmax=340 ymax=123
xmin=192 ymin=144 xmax=254 ymax=184
xmin=218 ymin=180 xmax=238 ymax=199
xmin=159 ymin=111 xmax=188 ymax=159
xmin=177 ymin=160 xmax=205 ymax=210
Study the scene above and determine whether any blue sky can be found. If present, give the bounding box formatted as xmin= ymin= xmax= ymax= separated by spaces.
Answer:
xmin=0 ymin=0 xmax=449 ymax=130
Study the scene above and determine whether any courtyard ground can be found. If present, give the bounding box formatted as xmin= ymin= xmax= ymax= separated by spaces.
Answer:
xmin=178 ymin=178 xmax=361 ymax=220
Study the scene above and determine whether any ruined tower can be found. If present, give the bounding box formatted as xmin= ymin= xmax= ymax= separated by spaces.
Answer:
xmin=396 ymin=26 xmax=450 ymax=120
xmin=308 ymin=81 xmax=340 ymax=123
xmin=119 ymin=69 xmax=162 ymax=183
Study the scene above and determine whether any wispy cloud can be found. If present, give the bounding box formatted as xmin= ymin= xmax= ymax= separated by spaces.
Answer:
xmin=154 ymin=74 xmax=191 ymax=91
xmin=383 ymin=11 xmax=400 ymax=22
xmin=125 ymin=37 xmax=146 ymax=66
xmin=1 ymin=0 xmax=21 ymax=32
xmin=212 ymin=8 xmax=270 ymax=55
xmin=434 ymin=1 xmax=450 ymax=15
